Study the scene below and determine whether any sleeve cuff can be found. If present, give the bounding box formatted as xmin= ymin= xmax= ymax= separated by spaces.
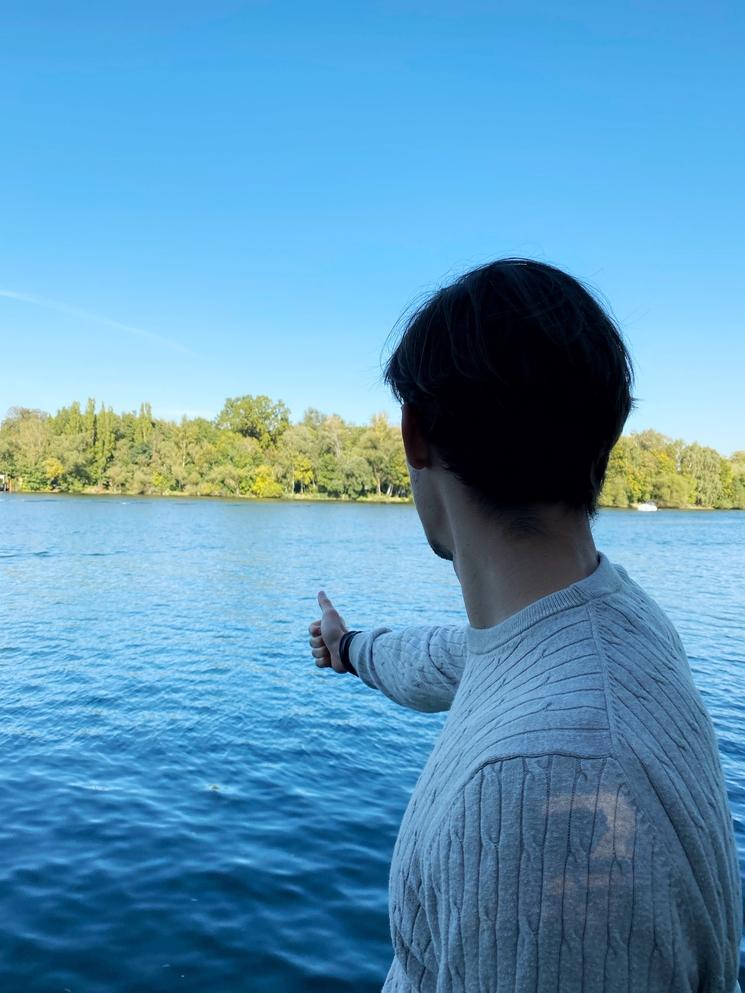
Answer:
xmin=339 ymin=630 xmax=363 ymax=676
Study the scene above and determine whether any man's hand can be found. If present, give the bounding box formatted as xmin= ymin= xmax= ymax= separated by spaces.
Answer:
xmin=308 ymin=590 xmax=349 ymax=674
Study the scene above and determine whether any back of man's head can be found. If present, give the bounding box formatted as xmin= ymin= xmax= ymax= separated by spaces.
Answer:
xmin=383 ymin=258 xmax=637 ymax=534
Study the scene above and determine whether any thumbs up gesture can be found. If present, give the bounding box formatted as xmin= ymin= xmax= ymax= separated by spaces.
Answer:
xmin=308 ymin=590 xmax=349 ymax=674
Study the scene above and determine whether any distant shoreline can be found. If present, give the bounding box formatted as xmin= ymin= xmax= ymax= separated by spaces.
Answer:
xmin=0 ymin=488 xmax=412 ymax=505
xmin=2 ymin=399 xmax=743 ymax=510
xmin=1 ymin=488 xmax=738 ymax=511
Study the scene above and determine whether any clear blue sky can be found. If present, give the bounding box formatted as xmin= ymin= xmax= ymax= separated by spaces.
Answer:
xmin=2 ymin=1 xmax=743 ymax=456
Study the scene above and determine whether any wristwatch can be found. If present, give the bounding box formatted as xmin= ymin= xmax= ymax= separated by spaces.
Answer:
xmin=338 ymin=630 xmax=362 ymax=676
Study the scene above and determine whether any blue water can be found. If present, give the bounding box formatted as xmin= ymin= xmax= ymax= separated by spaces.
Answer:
xmin=1 ymin=495 xmax=743 ymax=991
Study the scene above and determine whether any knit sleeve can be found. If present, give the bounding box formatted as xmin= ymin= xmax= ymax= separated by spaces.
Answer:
xmin=348 ymin=624 xmax=466 ymax=713
xmin=419 ymin=753 xmax=683 ymax=993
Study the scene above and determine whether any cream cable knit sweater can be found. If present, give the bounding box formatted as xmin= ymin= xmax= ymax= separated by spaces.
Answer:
xmin=348 ymin=551 xmax=743 ymax=993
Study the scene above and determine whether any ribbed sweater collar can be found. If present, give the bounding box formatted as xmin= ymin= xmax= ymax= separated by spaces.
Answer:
xmin=465 ymin=550 xmax=622 ymax=655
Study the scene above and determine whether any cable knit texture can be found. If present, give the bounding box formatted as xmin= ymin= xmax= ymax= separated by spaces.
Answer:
xmin=349 ymin=551 xmax=743 ymax=993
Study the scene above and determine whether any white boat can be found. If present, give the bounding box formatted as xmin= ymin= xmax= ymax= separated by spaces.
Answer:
xmin=635 ymin=502 xmax=658 ymax=512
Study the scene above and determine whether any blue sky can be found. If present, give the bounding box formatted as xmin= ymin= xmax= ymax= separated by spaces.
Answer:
xmin=2 ymin=1 xmax=743 ymax=456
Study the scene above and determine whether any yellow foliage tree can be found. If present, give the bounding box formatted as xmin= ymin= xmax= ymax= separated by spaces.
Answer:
xmin=250 ymin=464 xmax=283 ymax=498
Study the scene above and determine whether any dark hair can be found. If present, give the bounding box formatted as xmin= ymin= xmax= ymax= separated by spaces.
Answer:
xmin=382 ymin=258 xmax=637 ymax=537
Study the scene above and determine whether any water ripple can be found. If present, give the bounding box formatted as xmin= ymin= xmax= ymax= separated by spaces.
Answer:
xmin=0 ymin=495 xmax=742 ymax=990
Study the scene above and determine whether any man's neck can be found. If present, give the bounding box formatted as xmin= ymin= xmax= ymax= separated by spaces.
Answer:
xmin=452 ymin=509 xmax=599 ymax=630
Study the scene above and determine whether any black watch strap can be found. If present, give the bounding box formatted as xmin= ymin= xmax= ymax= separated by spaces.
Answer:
xmin=339 ymin=630 xmax=362 ymax=676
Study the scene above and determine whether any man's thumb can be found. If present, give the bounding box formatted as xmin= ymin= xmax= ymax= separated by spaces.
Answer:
xmin=318 ymin=590 xmax=334 ymax=612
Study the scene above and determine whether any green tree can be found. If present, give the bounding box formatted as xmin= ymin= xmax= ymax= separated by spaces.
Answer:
xmin=317 ymin=451 xmax=344 ymax=496
xmin=84 ymin=397 xmax=97 ymax=448
xmin=135 ymin=402 xmax=154 ymax=445
xmin=215 ymin=394 xmax=290 ymax=448
xmin=53 ymin=400 xmax=84 ymax=436
xmin=340 ymin=452 xmax=375 ymax=497
xmin=599 ymin=473 xmax=629 ymax=508
xmin=358 ymin=412 xmax=400 ymax=496
xmin=93 ymin=403 xmax=117 ymax=484
xmin=601 ymin=437 xmax=638 ymax=506
xmin=730 ymin=451 xmax=745 ymax=509
xmin=0 ymin=408 xmax=50 ymax=488
xmin=650 ymin=472 xmax=695 ymax=509
xmin=680 ymin=442 xmax=725 ymax=508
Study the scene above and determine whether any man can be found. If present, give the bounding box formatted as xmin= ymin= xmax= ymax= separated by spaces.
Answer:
xmin=308 ymin=259 xmax=742 ymax=993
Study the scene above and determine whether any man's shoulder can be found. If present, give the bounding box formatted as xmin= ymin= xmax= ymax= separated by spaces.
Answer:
xmin=591 ymin=566 xmax=688 ymax=662
xmin=587 ymin=575 xmax=703 ymax=735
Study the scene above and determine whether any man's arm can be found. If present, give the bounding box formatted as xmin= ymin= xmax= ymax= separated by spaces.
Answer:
xmin=309 ymin=592 xmax=466 ymax=712
xmin=419 ymin=753 xmax=681 ymax=992
xmin=348 ymin=624 xmax=467 ymax=713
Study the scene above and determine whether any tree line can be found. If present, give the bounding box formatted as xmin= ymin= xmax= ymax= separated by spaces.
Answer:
xmin=0 ymin=395 xmax=743 ymax=510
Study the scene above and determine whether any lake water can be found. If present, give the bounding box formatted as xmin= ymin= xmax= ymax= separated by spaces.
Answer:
xmin=1 ymin=494 xmax=743 ymax=992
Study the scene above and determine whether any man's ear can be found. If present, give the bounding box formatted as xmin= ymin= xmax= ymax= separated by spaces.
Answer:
xmin=401 ymin=402 xmax=432 ymax=470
